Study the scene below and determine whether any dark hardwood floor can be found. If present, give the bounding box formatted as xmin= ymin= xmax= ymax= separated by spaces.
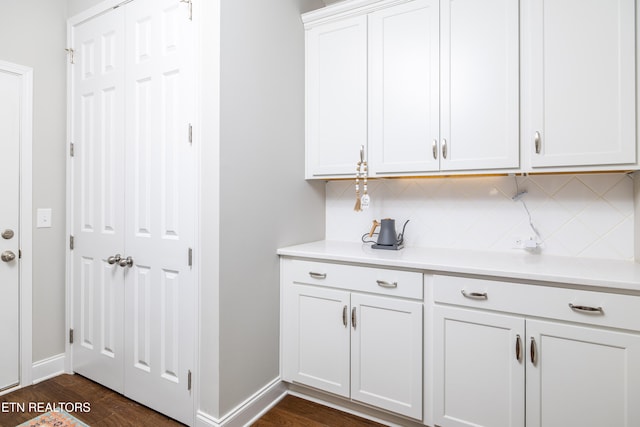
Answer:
xmin=252 ymin=395 xmax=387 ymax=427
xmin=0 ymin=375 xmax=385 ymax=427
xmin=0 ymin=374 xmax=182 ymax=427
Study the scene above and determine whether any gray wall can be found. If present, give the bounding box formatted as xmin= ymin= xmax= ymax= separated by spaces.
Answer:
xmin=2 ymin=0 xmax=326 ymax=416
xmin=67 ymin=0 xmax=103 ymax=17
xmin=216 ymin=0 xmax=325 ymax=416
xmin=0 ymin=0 xmax=68 ymax=362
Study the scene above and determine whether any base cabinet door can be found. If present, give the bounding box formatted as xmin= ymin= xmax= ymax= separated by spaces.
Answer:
xmin=281 ymin=272 xmax=424 ymax=420
xmin=285 ymin=285 xmax=351 ymax=397
xmin=351 ymin=293 xmax=423 ymax=419
xmin=526 ymin=320 xmax=640 ymax=427
xmin=434 ymin=305 xmax=525 ymax=427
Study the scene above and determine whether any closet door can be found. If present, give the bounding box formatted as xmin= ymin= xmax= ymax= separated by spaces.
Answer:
xmin=122 ymin=0 xmax=195 ymax=423
xmin=71 ymin=6 xmax=126 ymax=393
xmin=71 ymin=1 xmax=195 ymax=424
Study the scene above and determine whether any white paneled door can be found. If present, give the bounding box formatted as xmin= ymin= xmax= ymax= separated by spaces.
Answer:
xmin=0 ymin=68 xmax=21 ymax=392
xmin=70 ymin=0 xmax=195 ymax=424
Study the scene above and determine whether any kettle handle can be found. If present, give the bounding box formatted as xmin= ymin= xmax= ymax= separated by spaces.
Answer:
xmin=369 ymin=220 xmax=381 ymax=238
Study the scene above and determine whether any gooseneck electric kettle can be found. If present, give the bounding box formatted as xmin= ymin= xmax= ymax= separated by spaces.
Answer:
xmin=365 ymin=218 xmax=409 ymax=250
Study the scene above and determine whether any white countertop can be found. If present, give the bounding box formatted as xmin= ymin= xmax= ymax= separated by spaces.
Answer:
xmin=277 ymin=240 xmax=640 ymax=293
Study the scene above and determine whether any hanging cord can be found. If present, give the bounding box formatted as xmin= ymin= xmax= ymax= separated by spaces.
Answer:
xmin=512 ymin=176 xmax=542 ymax=243
xmin=397 ymin=219 xmax=410 ymax=246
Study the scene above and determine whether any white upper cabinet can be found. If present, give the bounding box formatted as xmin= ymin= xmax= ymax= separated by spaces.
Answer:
xmin=525 ymin=0 xmax=637 ymax=169
xmin=440 ymin=0 xmax=520 ymax=171
xmin=368 ymin=0 xmax=441 ymax=174
xmin=305 ymin=15 xmax=367 ymax=178
xmin=305 ymin=0 xmax=639 ymax=177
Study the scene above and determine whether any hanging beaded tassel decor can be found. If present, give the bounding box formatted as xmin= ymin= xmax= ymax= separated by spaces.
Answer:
xmin=354 ymin=146 xmax=369 ymax=212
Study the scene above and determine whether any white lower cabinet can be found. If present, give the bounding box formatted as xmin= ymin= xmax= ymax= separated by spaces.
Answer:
xmin=434 ymin=306 xmax=525 ymax=427
xmin=433 ymin=274 xmax=640 ymax=427
xmin=526 ymin=320 xmax=640 ymax=427
xmin=281 ymin=259 xmax=423 ymax=419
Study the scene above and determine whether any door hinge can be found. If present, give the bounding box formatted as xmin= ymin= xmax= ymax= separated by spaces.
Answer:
xmin=70 ymin=235 xmax=75 ymax=250
xmin=65 ymin=48 xmax=75 ymax=64
xmin=188 ymin=123 xmax=193 ymax=144
xmin=180 ymin=0 xmax=193 ymax=20
xmin=69 ymin=329 xmax=74 ymax=344
xmin=188 ymin=248 xmax=193 ymax=267
xmin=187 ymin=370 xmax=192 ymax=391
xmin=70 ymin=142 xmax=75 ymax=157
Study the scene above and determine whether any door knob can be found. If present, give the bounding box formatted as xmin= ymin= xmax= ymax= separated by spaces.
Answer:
xmin=1 ymin=250 xmax=16 ymax=262
xmin=119 ymin=256 xmax=134 ymax=268
xmin=107 ymin=254 xmax=122 ymax=265
xmin=1 ymin=229 xmax=14 ymax=240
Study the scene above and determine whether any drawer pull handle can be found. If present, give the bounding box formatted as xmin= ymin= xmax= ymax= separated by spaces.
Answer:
xmin=530 ymin=337 xmax=537 ymax=365
xmin=376 ymin=280 xmax=398 ymax=288
xmin=515 ymin=334 xmax=522 ymax=362
xmin=569 ymin=303 xmax=604 ymax=314
xmin=461 ymin=290 xmax=488 ymax=300
xmin=309 ymin=272 xmax=327 ymax=279
xmin=351 ymin=307 xmax=357 ymax=330
xmin=342 ymin=305 xmax=348 ymax=328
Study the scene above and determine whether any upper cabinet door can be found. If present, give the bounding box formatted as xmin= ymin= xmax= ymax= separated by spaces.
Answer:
xmin=368 ymin=0 xmax=440 ymax=175
xmin=527 ymin=0 xmax=637 ymax=168
xmin=440 ymin=0 xmax=520 ymax=171
xmin=306 ymin=16 xmax=368 ymax=178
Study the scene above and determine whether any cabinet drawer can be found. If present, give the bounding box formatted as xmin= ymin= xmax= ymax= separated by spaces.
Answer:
xmin=433 ymin=275 xmax=640 ymax=331
xmin=286 ymin=259 xmax=423 ymax=300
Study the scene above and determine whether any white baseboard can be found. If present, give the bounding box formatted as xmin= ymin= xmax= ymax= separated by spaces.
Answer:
xmin=287 ymin=384 xmax=425 ymax=427
xmin=32 ymin=353 xmax=66 ymax=384
xmin=196 ymin=378 xmax=287 ymax=427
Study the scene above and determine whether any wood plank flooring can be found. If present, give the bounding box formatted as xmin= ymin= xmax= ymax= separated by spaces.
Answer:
xmin=0 ymin=375 xmax=182 ymax=427
xmin=0 ymin=375 xmax=385 ymax=427
xmin=253 ymin=395 xmax=387 ymax=427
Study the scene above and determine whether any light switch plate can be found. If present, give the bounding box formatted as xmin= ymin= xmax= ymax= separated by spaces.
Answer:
xmin=37 ymin=208 xmax=52 ymax=228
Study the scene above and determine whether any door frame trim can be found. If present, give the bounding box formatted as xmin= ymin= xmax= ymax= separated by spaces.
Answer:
xmin=0 ymin=60 xmax=34 ymax=389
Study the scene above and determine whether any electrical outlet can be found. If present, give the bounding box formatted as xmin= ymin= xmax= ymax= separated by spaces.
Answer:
xmin=513 ymin=236 xmax=540 ymax=250
xmin=512 ymin=236 xmax=524 ymax=249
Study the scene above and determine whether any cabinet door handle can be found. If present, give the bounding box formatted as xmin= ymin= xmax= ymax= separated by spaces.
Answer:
xmin=534 ymin=131 xmax=541 ymax=154
xmin=308 ymin=272 xmax=327 ymax=279
xmin=342 ymin=305 xmax=348 ymax=328
xmin=515 ymin=334 xmax=522 ymax=362
xmin=351 ymin=307 xmax=357 ymax=330
xmin=530 ymin=337 xmax=537 ymax=365
xmin=442 ymin=139 xmax=448 ymax=159
xmin=376 ymin=280 xmax=397 ymax=288
xmin=432 ymin=139 xmax=438 ymax=159
xmin=461 ymin=290 xmax=488 ymax=300
xmin=569 ymin=303 xmax=604 ymax=314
